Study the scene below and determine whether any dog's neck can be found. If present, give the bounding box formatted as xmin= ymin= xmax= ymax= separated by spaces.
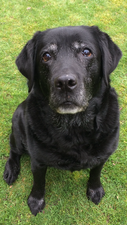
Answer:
xmin=50 ymin=108 xmax=95 ymax=131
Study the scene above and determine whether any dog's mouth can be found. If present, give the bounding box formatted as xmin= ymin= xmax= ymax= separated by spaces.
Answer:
xmin=56 ymin=101 xmax=84 ymax=114
xmin=49 ymin=86 xmax=91 ymax=115
xmin=61 ymin=101 xmax=73 ymax=105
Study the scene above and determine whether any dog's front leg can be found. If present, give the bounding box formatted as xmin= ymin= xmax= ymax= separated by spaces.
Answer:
xmin=28 ymin=163 xmax=47 ymax=216
xmin=87 ymin=163 xmax=105 ymax=205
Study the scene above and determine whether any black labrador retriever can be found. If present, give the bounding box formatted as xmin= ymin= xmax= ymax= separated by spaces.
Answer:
xmin=3 ymin=26 xmax=122 ymax=215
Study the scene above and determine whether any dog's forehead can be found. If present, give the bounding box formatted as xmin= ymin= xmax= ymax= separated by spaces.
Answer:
xmin=40 ymin=26 xmax=97 ymax=47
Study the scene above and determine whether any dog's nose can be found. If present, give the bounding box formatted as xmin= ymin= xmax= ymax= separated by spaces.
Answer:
xmin=55 ymin=75 xmax=77 ymax=91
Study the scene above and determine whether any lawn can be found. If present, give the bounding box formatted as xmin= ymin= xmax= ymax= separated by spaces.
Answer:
xmin=0 ymin=0 xmax=127 ymax=224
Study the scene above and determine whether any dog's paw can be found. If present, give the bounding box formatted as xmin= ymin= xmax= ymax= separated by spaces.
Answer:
xmin=87 ymin=185 xmax=105 ymax=205
xmin=3 ymin=158 xmax=20 ymax=185
xmin=27 ymin=195 xmax=45 ymax=216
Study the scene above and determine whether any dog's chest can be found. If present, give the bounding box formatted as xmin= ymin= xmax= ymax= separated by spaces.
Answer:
xmin=50 ymin=126 xmax=89 ymax=150
xmin=27 ymin=104 xmax=101 ymax=170
xmin=28 ymin=117 xmax=104 ymax=170
xmin=42 ymin=126 xmax=98 ymax=170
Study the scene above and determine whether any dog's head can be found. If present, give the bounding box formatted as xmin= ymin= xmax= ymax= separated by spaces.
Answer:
xmin=16 ymin=26 xmax=122 ymax=114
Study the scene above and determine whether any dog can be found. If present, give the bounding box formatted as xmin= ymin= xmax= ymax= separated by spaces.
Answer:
xmin=3 ymin=26 xmax=122 ymax=216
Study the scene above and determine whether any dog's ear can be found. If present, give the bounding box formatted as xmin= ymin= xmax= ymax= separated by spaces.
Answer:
xmin=92 ymin=26 xmax=122 ymax=85
xmin=16 ymin=32 xmax=41 ymax=92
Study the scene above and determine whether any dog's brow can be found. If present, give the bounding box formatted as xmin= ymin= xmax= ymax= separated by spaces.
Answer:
xmin=73 ymin=42 xmax=80 ymax=49
xmin=49 ymin=44 xmax=58 ymax=51
xmin=73 ymin=42 xmax=86 ymax=50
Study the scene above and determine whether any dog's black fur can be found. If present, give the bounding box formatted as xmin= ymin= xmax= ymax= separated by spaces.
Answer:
xmin=3 ymin=26 xmax=122 ymax=215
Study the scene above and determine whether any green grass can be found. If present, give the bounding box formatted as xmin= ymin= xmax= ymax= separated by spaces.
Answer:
xmin=0 ymin=0 xmax=127 ymax=224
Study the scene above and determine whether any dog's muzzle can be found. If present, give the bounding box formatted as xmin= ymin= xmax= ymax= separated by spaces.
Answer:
xmin=49 ymin=74 xmax=89 ymax=114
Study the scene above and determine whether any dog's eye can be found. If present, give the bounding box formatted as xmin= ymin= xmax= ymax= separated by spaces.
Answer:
xmin=42 ymin=52 xmax=51 ymax=62
xmin=82 ymin=49 xmax=92 ymax=57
